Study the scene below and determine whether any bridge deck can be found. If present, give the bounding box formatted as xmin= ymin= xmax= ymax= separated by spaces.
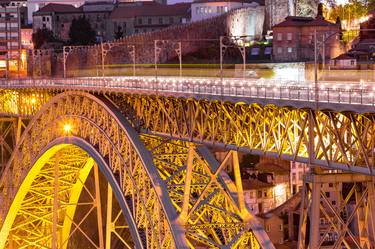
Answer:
xmin=1 ymin=76 xmax=374 ymax=113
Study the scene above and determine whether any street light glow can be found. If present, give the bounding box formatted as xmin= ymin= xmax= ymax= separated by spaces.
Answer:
xmin=63 ymin=123 xmax=72 ymax=133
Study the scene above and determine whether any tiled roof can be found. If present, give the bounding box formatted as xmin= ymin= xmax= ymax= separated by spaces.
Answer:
xmin=242 ymin=178 xmax=274 ymax=190
xmin=333 ymin=53 xmax=356 ymax=60
xmin=34 ymin=3 xmax=81 ymax=14
xmin=274 ymin=16 xmax=337 ymax=28
xmin=110 ymin=3 xmax=191 ymax=19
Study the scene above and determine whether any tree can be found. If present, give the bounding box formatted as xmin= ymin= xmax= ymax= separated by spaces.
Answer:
xmin=114 ymin=26 xmax=123 ymax=40
xmin=68 ymin=16 xmax=96 ymax=45
xmin=32 ymin=28 xmax=57 ymax=49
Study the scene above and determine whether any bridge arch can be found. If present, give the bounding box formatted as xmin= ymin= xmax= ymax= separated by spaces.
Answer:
xmin=0 ymin=91 xmax=184 ymax=248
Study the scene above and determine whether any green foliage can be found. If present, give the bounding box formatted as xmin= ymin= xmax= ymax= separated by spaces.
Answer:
xmin=32 ymin=28 xmax=57 ymax=49
xmin=68 ymin=16 xmax=96 ymax=45
xmin=326 ymin=0 xmax=368 ymax=24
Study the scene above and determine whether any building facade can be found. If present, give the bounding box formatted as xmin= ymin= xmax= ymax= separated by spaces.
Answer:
xmin=108 ymin=2 xmax=191 ymax=39
xmin=33 ymin=2 xmax=115 ymax=42
xmin=272 ymin=15 xmax=342 ymax=62
xmin=290 ymin=161 xmax=308 ymax=195
xmin=0 ymin=6 xmax=21 ymax=77
xmin=27 ymin=0 xmax=85 ymax=24
xmin=191 ymin=0 xmax=262 ymax=22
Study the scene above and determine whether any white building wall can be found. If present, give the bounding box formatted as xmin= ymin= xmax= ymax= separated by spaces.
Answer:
xmin=191 ymin=1 xmax=259 ymax=22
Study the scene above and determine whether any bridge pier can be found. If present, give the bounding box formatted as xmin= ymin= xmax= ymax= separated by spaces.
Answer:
xmin=298 ymin=171 xmax=375 ymax=249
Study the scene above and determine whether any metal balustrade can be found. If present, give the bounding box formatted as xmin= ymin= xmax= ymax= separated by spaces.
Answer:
xmin=0 ymin=77 xmax=374 ymax=106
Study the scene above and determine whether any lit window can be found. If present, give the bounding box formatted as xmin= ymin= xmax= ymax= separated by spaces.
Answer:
xmin=277 ymin=33 xmax=282 ymax=41
xmin=287 ymin=33 xmax=292 ymax=40
xmin=288 ymin=47 xmax=292 ymax=53
xmin=264 ymin=47 xmax=272 ymax=55
xmin=224 ymin=6 xmax=228 ymax=12
xmin=251 ymin=47 xmax=260 ymax=55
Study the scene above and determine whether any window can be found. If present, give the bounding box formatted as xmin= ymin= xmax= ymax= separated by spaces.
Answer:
xmin=249 ymin=191 xmax=254 ymax=199
xmin=138 ymin=18 xmax=142 ymax=25
xmin=42 ymin=23 xmax=46 ymax=28
xmin=287 ymin=47 xmax=293 ymax=53
xmin=351 ymin=60 xmax=355 ymax=65
xmin=263 ymin=191 xmax=267 ymax=198
xmin=251 ymin=47 xmax=260 ymax=55
xmin=325 ymin=192 xmax=330 ymax=198
xmin=159 ymin=17 xmax=163 ymax=24
xmin=292 ymin=172 xmax=296 ymax=181
xmin=266 ymin=224 xmax=271 ymax=232
xmin=277 ymin=33 xmax=282 ymax=41
xmin=196 ymin=7 xmax=200 ymax=14
xmin=224 ymin=6 xmax=228 ymax=12
xmin=148 ymin=18 xmax=152 ymax=24
xmin=264 ymin=47 xmax=272 ymax=55
xmin=56 ymin=15 xmax=59 ymax=21
xmin=332 ymin=200 xmax=336 ymax=206
xmin=279 ymin=224 xmax=283 ymax=231
xmin=257 ymin=190 xmax=262 ymax=198
xmin=277 ymin=47 xmax=282 ymax=54
xmin=287 ymin=33 xmax=292 ymax=40
xmin=42 ymin=16 xmax=45 ymax=22
xmin=328 ymin=183 xmax=333 ymax=187
xmin=291 ymin=162 xmax=296 ymax=169
xmin=169 ymin=17 xmax=173 ymax=24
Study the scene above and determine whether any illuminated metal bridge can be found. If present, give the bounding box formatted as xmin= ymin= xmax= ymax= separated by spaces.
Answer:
xmin=0 ymin=76 xmax=374 ymax=249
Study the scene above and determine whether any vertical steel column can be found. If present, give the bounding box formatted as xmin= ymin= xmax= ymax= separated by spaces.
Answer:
xmin=368 ymin=179 xmax=375 ymax=244
xmin=355 ymin=183 xmax=367 ymax=247
xmin=180 ymin=143 xmax=194 ymax=222
xmin=297 ymin=181 xmax=308 ymax=249
xmin=232 ymin=151 xmax=246 ymax=215
xmin=94 ymin=164 xmax=105 ymax=248
xmin=309 ymin=175 xmax=321 ymax=249
xmin=105 ymin=183 xmax=113 ymax=249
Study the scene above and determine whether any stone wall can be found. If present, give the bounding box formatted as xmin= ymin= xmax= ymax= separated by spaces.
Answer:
xmin=28 ymin=6 xmax=266 ymax=77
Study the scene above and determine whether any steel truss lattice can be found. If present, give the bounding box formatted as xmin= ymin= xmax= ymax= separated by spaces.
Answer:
xmin=115 ymin=95 xmax=375 ymax=175
xmin=0 ymin=92 xmax=265 ymax=248
xmin=298 ymin=173 xmax=375 ymax=249
xmin=140 ymin=135 xmax=264 ymax=248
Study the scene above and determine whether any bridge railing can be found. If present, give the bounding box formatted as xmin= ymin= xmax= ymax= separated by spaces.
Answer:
xmin=0 ymin=77 xmax=374 ymax=106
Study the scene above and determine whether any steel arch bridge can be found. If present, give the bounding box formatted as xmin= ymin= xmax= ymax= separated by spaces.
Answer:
xmin=0 ymin=77 xmax=374 ymax=248
xmin=0 ymin=91 xmax=265 ymax=249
